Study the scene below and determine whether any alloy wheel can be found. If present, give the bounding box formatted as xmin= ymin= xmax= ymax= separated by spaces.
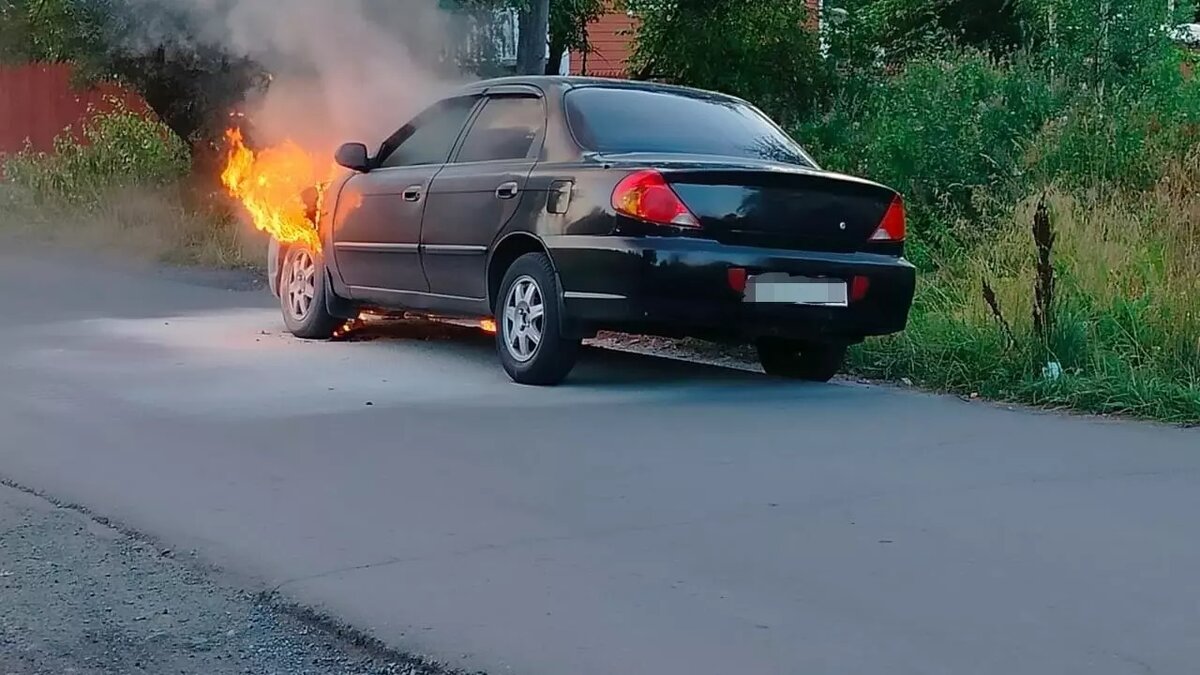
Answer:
xmin=286 ymin=250 xmax=317 ymax=321
xmin=502 ymin=275 xmax=545 ymax=363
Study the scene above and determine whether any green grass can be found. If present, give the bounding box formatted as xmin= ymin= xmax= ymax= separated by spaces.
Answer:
xmin=0 ymin=182 xmax=264 ymax=271
xmin=1 ymin=106 xmax=264 ymax=271
xmin=850 ymin=301 xmax=1200 ymax=425
xmin=849 ymin=183 xmax=1200 ymax=425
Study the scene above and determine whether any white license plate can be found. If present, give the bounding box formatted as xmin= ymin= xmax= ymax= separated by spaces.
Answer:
xmin=745 ymin=274 xmax=848 ymax=307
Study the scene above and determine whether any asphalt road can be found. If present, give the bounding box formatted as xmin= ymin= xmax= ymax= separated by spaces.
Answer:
xmin=1 ymin=249 xmax=1198 ymax=675
xmin=0 ymin=482 xmax=436 ymax=675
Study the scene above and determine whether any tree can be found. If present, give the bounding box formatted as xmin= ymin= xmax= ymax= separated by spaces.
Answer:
xmin=0 ymin=0 xmax=265 ymax=174
xmin=3 ymin=0 xmax=616 ymax=170
xmin=1019 ymin=0 xmax=1195 ymax=85
xmin=517 ymin=0 xmax=551 ymax=74
xmin=842 ymin=0 xmax=1022 ymax=55
xmin=627 ymin=0 xmax=828 ymax=124
xmin=546 ymin=0 xmax=607 ymax=74
xmin=453 ymin=0 xmax=608 ymax=74
xmin=0 ymin=0 xmax=109 ymax=64
xmin=812 ymin=0 xmax=1024 ymax=73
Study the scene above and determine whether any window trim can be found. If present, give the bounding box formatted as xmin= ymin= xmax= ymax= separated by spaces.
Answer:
xmin=446 ymin=93 xmax=548 ymax=166
xmin=372 ymin=95 xmax=484 ymax=170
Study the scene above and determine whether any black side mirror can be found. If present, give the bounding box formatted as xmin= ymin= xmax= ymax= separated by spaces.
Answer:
xmin=334 ymin=142 xmax=370 ymax=172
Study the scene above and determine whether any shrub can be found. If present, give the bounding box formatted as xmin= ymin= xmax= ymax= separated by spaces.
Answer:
xmin=797 ymin=51 xmax=1063 ymax=267
xmin=799 ymin=0 xmax=1200 ymax=421
xmin=0 ymin=100 xmax=258 ymax=270
xmin=3 ymin=102 xmax=189 ymax=205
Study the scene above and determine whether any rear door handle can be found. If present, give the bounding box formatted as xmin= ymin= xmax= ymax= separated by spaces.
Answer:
xmin=495 ymin=182 xmax=520 ymax=200
xmin=402 ymin=185 xmax=423 ymax=202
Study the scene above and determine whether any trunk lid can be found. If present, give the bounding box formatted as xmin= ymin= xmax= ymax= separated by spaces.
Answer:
xmin=599 ymin=154 xmax=897 ymax=253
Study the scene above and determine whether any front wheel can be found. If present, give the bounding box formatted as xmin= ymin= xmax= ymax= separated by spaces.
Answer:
xmin=495 ymin=253 xmax=580 ymax=385
xmin=757 ymin=338 xmax=848 ymax=383
xmin=280 ymin=246 xmax=340 ymax=339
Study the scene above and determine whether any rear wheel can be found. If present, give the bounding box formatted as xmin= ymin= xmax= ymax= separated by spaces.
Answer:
xmin=757 ymin=338 xmax=848 ymax=383
xmin=496 ymin=253 xmax=580 ymax=385
xmin=280 ymin=246 xmax=340 ymax=339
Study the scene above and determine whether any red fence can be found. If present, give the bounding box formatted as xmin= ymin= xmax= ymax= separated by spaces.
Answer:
xmin=0 ymin=63 xmax=148 ymax=155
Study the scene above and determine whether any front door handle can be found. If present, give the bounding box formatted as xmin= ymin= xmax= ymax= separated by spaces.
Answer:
xmin=495 ymin=182 xmax=520 ymax=200
xmin=402 ymin=185 xmax=423 ymax=202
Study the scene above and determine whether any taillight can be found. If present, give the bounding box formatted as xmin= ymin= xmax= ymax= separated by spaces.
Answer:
xmin=870 ymin=195 xmax=906 ymax=242
xmin=850 ymin=275 xmax=871 ymax=302
xmin=611 ymin=170 xmax=700 ymax=228
xmin=727 ymin=267 xmax=748 ymax=293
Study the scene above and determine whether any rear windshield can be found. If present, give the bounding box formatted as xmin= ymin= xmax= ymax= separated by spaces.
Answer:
xmin=565 ymin=87 xmax=815 ymax=167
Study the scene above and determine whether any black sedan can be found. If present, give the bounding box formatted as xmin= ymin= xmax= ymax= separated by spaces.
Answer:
xmin=268 ymin=76 xmax=916 ymax=385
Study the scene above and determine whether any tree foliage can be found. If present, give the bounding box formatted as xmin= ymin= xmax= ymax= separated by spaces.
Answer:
xmin=626 ymin=0 xmax=826 ymax=124
xmin=830 ymin=0 xmax=1022 ymax=56
xmin=1 ymin=0 xmax=265 ymax=173
xmin=0 ymin=0 xmax=109 ymax=63
xmin=546 ymin=0 xmax=607 ymax=74
xmin=5 ymin=0 xmax=606 ymax=169
xmin=1019 ymin=0 xmax=1194 ymax=85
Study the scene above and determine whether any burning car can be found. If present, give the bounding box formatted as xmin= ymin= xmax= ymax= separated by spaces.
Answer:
xmin=243 ymin=76 xmax=916 ymax=385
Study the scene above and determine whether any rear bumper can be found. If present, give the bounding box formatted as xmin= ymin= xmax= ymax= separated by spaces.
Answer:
xmin=548 ymin=235 xmax=916 ymax=342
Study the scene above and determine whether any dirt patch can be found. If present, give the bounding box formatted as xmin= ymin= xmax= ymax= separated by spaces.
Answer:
xmin=0 ymin=482 xmax=473 ymax=675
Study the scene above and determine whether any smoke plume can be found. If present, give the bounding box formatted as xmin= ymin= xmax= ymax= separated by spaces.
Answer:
xmin=131 ymin=0 xmax=478 ymax=155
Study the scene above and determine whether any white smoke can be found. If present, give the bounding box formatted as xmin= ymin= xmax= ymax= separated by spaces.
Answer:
xmin=132 ymin=0 xmax=477 ymax=155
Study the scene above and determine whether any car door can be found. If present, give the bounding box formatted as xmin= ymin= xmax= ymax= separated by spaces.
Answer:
xmin=331 ymin=95 xmax=480 ymax=297
xmin=419 ymin=92 xmax=546 ymax=300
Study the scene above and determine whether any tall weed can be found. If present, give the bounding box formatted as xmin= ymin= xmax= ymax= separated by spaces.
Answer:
xmin=850 ymin=173 xmax=1200 ymax=424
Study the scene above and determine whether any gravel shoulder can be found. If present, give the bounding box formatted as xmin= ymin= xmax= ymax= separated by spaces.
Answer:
xmin=0 ymin=483 xmax=461 ymax=675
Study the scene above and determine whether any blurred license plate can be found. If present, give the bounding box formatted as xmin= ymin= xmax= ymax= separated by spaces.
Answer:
xmin=745 ymin=275 xmax=848 ymax=307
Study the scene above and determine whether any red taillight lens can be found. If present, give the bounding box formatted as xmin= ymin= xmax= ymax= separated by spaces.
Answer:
xmin=850 ymin=275 xmax=871 ymax=302
xmin=870 ymin=196 xmax=906 ymax=242
xmin=612 ymin=170 xmax=700 ymax=228
xmin=727 ymin=267 xmax=748 ymax=294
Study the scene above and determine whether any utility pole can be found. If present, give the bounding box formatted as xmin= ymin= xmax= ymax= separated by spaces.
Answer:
xmin=517 ymin=0 xmax=551 ymax=74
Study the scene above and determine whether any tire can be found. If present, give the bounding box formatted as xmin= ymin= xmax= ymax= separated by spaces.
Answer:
xmin=757 ymin=338 xmax=848 ymax=383
xmin=495 ymin=252 xmax=580 ymax=385
xmin=280 ymin=246 xmax=340 ymax=339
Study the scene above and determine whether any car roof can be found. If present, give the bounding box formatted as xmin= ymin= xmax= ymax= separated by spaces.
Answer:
xmin=454 ymin=75 xmax=748 ymax=105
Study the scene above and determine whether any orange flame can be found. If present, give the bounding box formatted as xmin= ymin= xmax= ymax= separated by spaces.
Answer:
xmin=332 ymin=312 xmax=372 ymax=340
xmin=220 ymin=128 xmax=330 ymax=252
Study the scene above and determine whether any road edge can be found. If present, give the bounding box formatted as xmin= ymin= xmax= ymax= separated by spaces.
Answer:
xmin=0 ymin=475 xmax=482 ymax=675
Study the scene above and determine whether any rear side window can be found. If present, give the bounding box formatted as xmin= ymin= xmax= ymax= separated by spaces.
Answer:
xmin=378 ymin=96 xmax=478 ymax=168
xmin=565 ymin=87 xmax=815 ymax=167
xmin=455 ymin=96 xmax=545 ymax=163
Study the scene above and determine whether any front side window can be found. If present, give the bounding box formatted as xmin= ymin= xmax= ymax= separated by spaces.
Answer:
xmin=455 ymin=96 xmax=545 ymax=163
xmin=377 ymin=96 xmax=478 ymax=169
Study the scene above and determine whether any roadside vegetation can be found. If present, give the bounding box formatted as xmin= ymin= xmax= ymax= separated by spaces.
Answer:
xmin=2 ymin=0 xmax=1198 ymax=421
xmin=633 ymin=0 xmax=1200 ymax=423
xmin=0 ymin=0 xmax=606 ymax=268
xmin=0 ymin=104 xmax=260 ymax=268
